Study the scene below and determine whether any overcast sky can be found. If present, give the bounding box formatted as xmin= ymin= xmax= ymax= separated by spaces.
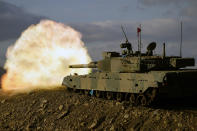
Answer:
xmin=0 ymin=0 xmax=197 ymax=66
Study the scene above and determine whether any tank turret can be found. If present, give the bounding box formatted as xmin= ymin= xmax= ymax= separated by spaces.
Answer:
xmin=69 ymin=42 xmax=195 ymax=73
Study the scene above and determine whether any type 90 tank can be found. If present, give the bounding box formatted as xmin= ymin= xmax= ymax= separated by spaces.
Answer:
xmin=62 ymin=28 xmax=197 ymax=106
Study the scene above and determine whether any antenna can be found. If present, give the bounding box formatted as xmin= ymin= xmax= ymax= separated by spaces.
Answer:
xmin=163 ymin=43 xmax=166 ymax=58
xmin=180 ymin=21 xmax=183 ymax=57
xmin=137 ymin=25 xmax=142 ymax=53
xmin=121 ymin=25 xmax=128 ymax=43
xmin=139 ymin=24 xmax=142 ymax=53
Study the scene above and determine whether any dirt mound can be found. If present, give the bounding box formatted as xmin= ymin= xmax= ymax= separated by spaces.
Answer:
xmin=0 ymin=88 xmax=197 ymax=130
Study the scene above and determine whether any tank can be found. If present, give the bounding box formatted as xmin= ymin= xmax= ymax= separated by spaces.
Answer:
xmin=62 ymin=29 xmax=197 ymax=106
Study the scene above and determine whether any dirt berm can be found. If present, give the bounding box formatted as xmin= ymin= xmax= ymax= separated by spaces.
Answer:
xmin=0 ymin=87 xmax=197 ymax=131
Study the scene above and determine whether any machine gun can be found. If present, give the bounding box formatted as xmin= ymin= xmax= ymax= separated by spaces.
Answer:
xmin=120 ymin=26 xmax=133 ymax=55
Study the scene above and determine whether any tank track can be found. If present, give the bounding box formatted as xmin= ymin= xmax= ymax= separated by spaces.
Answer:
xmin=67 ymin=87 xmax=158 ymax=106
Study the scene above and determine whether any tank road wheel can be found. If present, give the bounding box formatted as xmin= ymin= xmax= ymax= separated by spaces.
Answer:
xmin=151 ymin=88 xmax=158 ymax=100
xmin=146 ymin=88 xmax=158 ymax=105
xmin=79 ymin=90 xmax=83 ymax=94
xmin=129 ymin=94 xmax=136 ymax=104
xmin=116 ymin=93 xmax=123 ymax=101
xmin=73 ymin=88 xmax=79 ymax=93
xmin=140 ymin=95 xmax=148 ymax=106
xmin=67 ymin=87 xmax=72 ymax=92
xmin=136 ymin=94 xmax=149 ymax=106
xmin=84 ymin=90 xmax=89 ymax=96
xmin=72 ymin=88 xmax=76 ymax=92
xmin=106 ymin=92 xmax=113 ymax=100
xmin=136 ymin=95 xmax=142 ymax=105
xmin=124 ymin=93 xmax=129 ymax=100
xmin=95 ymin=91 xmax=101 ymax=98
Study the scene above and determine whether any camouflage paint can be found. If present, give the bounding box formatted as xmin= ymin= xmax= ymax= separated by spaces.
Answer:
xmin=62 ymin=42 xmax=197 ymax=98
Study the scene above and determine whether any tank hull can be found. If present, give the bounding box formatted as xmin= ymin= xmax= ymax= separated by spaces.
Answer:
xmin=62 ymin=69 xmax=197 ymax=98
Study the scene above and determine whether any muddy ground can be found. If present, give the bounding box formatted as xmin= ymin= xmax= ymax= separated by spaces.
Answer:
xmin=0 ymin=87 xmax=197 ymax=131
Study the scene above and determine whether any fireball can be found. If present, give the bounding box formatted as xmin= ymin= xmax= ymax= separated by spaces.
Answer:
xmin=1 ymin=20 xmax=91 ymax=93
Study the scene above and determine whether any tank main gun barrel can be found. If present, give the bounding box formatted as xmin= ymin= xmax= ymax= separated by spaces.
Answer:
xmin=69 ymin=62 xmax=97 ymax=68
